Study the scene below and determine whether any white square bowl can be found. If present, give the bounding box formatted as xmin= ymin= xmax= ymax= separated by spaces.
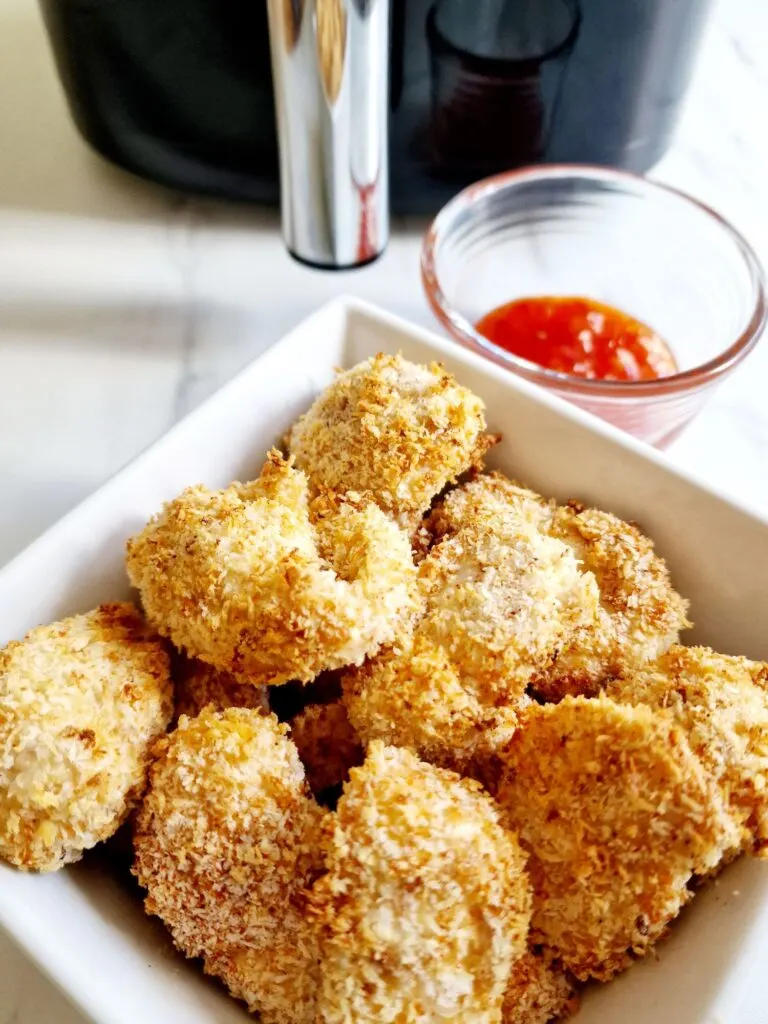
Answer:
xmin=1 ymin=297 xmax=767 ymax=1024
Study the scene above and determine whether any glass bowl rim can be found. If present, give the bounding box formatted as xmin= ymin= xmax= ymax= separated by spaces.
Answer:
xmin=420 ymin=164 xmax=768 ymax=397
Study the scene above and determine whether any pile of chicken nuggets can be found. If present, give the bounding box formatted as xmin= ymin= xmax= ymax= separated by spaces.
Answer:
xmin=1 ymin=352 xmax=767 ymax=1024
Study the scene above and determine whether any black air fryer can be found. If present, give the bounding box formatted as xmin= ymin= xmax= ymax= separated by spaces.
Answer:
xmin=42 ymin=0 xmax=713 ymax=216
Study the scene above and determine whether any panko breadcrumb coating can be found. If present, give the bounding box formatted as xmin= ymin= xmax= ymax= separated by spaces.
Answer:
xmin=606 ymin=645 xmax=768 ymax=857
xmin=0 ymin=603 xmax=172 ymax=872
xmin=206 ymin=919 xmax=320 ymax=1024
xmin=126 ymin=450 xmax=419 ymax=685
xmin=344 ymin=482 xmax=597 ymax=775
xmin=133 ymin=708 xmax=325 ymax=1024
xmin=289 ymin=700 xmax=363 ymax=794
xmin=431 ymin=473 xmax=689 ymax=699
xmin=287 ymin=353 xmax=494 ymax=531
xmin=344 ymin=632 xmax=522 ymax=779
xmin=502 ymin=951 xmax=579 ymax=1024
xmin=427 ymin=472 xmax=549 ymax=542
xmin=172 ymin=655 xmax=269 ymax=721
xmin=543 ymin=501 xmax=690 ymax=698
xmin=496 ymin=696 xmax=739 ymax=981
xmin=310 ymin=742 xmax=532 ymax=1024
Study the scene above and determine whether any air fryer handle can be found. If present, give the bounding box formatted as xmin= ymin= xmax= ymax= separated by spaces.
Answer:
xmin=267 ymin=0 xmax=390 ymax=269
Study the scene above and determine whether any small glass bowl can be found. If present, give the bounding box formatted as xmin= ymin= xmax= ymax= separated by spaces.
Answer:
xmin=421 ymin=165 xmax=767 ymax=447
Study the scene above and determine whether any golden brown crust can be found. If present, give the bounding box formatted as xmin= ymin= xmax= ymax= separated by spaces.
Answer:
xmin=0 ymin=603 xmax=172 ymax=872
xmin=496 ymin=696 xmax=739 ymax=981
xmin=431 ymin=473 xmax=689 ymax=700
xmin=287 ymin=353 xmax=492 ymax=531
xmin=310 ymin=743 xmax=532 ymax=1024
xmin=289 ymin=700 xmax=363 ymax=794
xmin=427 ymin=472 xmax=547 ymax=541
xmin=126 ymin=450 xmax=420 ymax=685
xmin=343 ymin=633 xmax=523 ymax=778
xmin=419 ymin=515 xmax=596 ymax=707
xmin=345 ymin=476 xmax=597 ymax=775
xmin=539 ymin=501 xmax=690 ymax=698
xmin=502 ymin=951 xmax=579 ymax=1024
xmin=205 ymin=918 xmax=320 ymax=1024
xmin=172 ymin=656 xmax=269 ymax=721
xmin=606 ymin=645 xmax=768 ymax=857
xmin=133 ymin=708 xmax=325 ymax=1024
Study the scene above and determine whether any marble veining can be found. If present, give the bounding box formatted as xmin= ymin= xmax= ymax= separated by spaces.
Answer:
xmin=0 ymin=0 xmax=766 ymax=1019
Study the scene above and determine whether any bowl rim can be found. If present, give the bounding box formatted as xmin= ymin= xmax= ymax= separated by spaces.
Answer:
xmin=420 ymin=163 xmax=768 ymax=397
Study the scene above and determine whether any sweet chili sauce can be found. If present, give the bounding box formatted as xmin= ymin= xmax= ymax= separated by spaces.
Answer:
xmin=475 ymin=296 xmax=677 ymax=382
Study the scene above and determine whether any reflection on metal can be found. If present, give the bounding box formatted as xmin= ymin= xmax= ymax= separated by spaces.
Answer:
xmin=281 ymin=0 xmax=304 ymax=51
xmin=316 ymin=0 xmax=347 ymax=105
xmin=267 ymin=0 xmax=390 ymax=268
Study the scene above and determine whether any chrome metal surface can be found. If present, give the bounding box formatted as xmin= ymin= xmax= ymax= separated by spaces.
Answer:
xmin=267 ymin=0 xmax=390 ymax=269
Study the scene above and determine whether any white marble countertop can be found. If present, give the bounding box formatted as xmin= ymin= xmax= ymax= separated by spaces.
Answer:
xmin=0 ymin=0 xmax=767 ymax=1020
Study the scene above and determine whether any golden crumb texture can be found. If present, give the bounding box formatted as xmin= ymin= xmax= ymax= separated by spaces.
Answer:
xmin=496 ymin=696 xmax=739 ymax=981
xmin=0 ymin=602 xmax=172 ymax=872
xmin=310 ymin=742 xmax=532 ymax=1024
xmin=501 ymin=950 xmax=579 ymax=1024
xmin=606 ymin=644 xmax=768 ymax=857
xmin=542 ymin=500 xmax=690 ymax=697
xmin=430 ymin=472 xmax=689 ymax=699
xmin=12 ymin=354 xmax=767 ymax=1023
xmin=133 ymin=707 xmax=325 ymax=1024
xmin=289 ymin=700 xmax=363 ymax=794
xmin=287 ymin=353 xmax=493 ymax=531
xmin=172 ymin=654 xmax=269 ymax=721
xmin=344 ymin=473 xmax=597 ymax=775
xmin=126 ymin=449 xmax=420 ymax=685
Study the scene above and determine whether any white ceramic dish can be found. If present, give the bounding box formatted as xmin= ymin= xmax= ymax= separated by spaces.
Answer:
xmin=0 ymin=297 xmax=767 ymax=1024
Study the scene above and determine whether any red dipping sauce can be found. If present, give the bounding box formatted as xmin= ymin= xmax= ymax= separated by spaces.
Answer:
xmin=475 ymin=296 xmax=677 ymax=382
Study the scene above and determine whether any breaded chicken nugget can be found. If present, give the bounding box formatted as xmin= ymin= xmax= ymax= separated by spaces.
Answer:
xmin=289 ymin=700 xmax=363 ymax=794
xmin=344 ymin=632 xmax=521 ymax=778
xmin=496 ymin=696 xmax=739 ymax=981
xmin=286 ymin=353 xmax=494 ymax=531
xmin=126 ymin=451 xmax=419 ymax=685
xmin=502 ymin=951 xmax=579 ymax=1024
xmin=542 ymin=501 xmax=690 ymax=698
xmin=206 ymin=922 xmax=319 ymax=1024
xmin=431 ymin=473 xmax=689 ymax=699
xmin=427 ymin=472 xmax=548 ymax=541
xmin=344 ymin=487 xmax=596 ymax=774
xmin=172 ymin=655 xmax=269 ymax=721
xmin=606 ymin=645 xmax=768 ymax=857
xmin=133 ymin=708 xmax=324 ymax=1024
xmin=0 ymin=603 xmax=172 ymax=872
xmin=310 ymin=742 xmax=532 ymax=1024
xmin=421 ymin=489 xmax=598 ymax=704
